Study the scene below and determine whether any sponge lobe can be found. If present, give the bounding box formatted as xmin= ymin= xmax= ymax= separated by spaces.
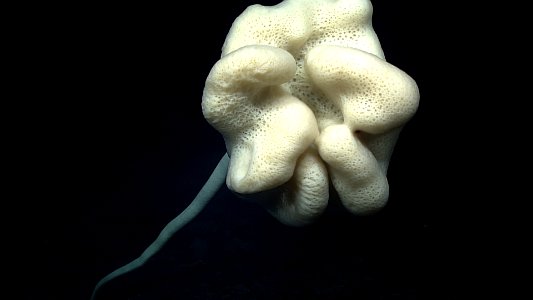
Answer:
xmin=202 ymin=45 xmax=319 ymax=194
xmin=305 ymin=45 xmax=419 ymax=134
xmin=264 ymin=148 xmax=329 ymax=226
xmin=317 ymin=124 xmax=388 ymax=215
xmin=222 ymin=0 xmax=382 ymax=58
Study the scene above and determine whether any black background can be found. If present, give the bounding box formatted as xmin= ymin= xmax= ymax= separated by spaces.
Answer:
xmin=23 ymin=0 xmax=502 ymax=299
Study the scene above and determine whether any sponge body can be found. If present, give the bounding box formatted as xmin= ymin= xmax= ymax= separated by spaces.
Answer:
xmin=202 ymin=0 xmax=419 ymax=225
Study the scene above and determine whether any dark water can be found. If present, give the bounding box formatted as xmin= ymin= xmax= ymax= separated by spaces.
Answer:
xmin=27 ymin=0 xmax=482 ymax=299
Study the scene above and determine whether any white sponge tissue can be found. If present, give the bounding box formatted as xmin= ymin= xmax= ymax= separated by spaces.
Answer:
xmin=202 ymin=0 xmax=419 ymax=225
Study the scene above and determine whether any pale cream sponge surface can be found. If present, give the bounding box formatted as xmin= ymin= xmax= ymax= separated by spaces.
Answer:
xmin=202 ymin=0 xmax=419 ymax=225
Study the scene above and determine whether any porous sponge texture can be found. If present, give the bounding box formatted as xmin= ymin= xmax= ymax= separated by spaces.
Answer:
xmin=202 ymin=0 xmax=419 ymax=225
xmin=202 ymin=45 xmax=319 ymax=195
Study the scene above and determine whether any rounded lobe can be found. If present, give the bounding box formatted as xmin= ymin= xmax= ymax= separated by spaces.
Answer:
xmin=305 ymin=44 xmax=419 ymax=134
xmin=202 ymin=45 xmax=319 ymax=194
xmin=266 ymin=148 xmax=329 ymax=226
xmin=316 ymin=124 xmax=388 ymax=215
